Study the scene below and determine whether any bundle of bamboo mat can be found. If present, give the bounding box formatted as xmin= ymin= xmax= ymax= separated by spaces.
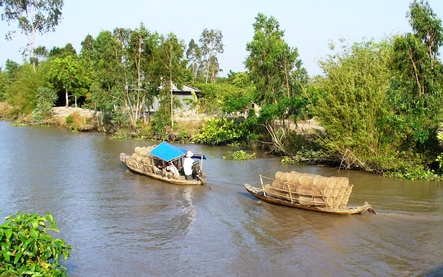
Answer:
xmin=120 ymin=145 xmax=157 ymax=174
xmin=263 ymin=171 xmax=353 ymax=209
xmin=132 ymin=145 xmax=155 ymax=165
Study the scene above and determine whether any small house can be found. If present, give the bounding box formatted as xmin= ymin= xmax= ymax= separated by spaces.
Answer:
xmin=150 ymin=83 xmax=201 ymax=114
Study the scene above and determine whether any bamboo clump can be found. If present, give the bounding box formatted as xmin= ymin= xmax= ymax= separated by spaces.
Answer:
xmin=263 ymin=171 xmax=353 ymax=209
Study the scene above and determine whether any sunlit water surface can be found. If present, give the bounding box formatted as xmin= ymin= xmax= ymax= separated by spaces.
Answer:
xmin=0 ymin=121 xmax=442 ymax=276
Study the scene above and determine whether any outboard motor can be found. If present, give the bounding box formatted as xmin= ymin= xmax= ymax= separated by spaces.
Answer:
xmin=192 ymin=161 xmax=205 ymax=184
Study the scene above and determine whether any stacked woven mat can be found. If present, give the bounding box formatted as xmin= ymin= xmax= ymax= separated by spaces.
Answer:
xmin=120 ymin=145 xmax=159 ymax=174
xmin=263 ymin=171 xmax=353 ymax=209
xmin=130 ymin=146 xmax=156 ymax=164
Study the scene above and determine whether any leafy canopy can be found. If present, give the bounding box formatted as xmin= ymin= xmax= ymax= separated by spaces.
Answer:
xmin=387 ymin=0 xmax=443 ymax=152
xmin=312 ymin=40 xmax=393 ymax=170
xmin=0 ymin=212 xmax=72 ymax=276
xmin=245 ymin=13 xmax=307 ymax=106
xmin=0 ymin=0 xmax=64 ymax=62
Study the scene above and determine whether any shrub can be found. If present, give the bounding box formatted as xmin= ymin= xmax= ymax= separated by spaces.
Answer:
xmin=0 ymin=212 xmax=72 ymax=276
xmin=223 ymin=150 xmax=256 ymax=160
xmin=65 ymin=111 xmax=94 ymax=132
xmin=32 ymin=87 xmax=57 ymax=123
xmin=0 ymin=101 xmax=13 ymax=119
xmin=193 ymin=117 xmax=246 ymax=145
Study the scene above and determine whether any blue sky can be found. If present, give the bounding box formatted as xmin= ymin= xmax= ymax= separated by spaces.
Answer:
xmin=1 ymin=0 xmax=443 ymax=77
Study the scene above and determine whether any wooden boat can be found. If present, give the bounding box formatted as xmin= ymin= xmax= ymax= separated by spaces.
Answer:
xmin=244 ymin=173 xmax=376 ymax=215
xmin=120 ymin=141 xmax=207 ymax=185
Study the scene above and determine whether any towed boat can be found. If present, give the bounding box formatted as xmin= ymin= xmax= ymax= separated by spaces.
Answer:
xmin=120 ymin=141 xmax=207 ymax=185
xmin=244 ymin=172 xmax=375 ymax=215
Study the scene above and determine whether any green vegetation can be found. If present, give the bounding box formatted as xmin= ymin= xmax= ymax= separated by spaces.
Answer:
xmin=1 ymin=0 xmax=64 ymax=67
xmin=193 ymin=118 xmax=247 ymax=146
xmin=310 ymin=40 xmax=393 ymax=172
xmin=64 ymin=111 xmax=94 ymax=132
xmin=2 ymin=1 xmax=443 ymax=180
xmin=223 ymin=150 xmax=256 ymax=160
xmin=244 ymin=12 xmax=310 ymax=155
xmin=281 ymin=149 xmax=330 ymax=165
xmin=32 ymin=87 xmax=57 ymax=122
xmin=307 ymin=0 xmax=443 ymax=178
xmin=0 ymin=212 xmax=71 ymax=276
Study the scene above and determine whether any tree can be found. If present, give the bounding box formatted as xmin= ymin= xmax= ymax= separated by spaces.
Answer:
xmin=80 ymin=34 xmax=95 ymax=60
xmin=312 ymin=40 xmax=393 ymax=171
xmin=32 ymin=86 xmax=57 ymax=122
xmin=186 ymin=38 xmax=201 ymax=83
xmin=0 ymin=59 xmax=19 ymax=101
xmin=125 ymin=23 xmax=158 ymax=127
xmin=32 ymin=45 xmax=48 ymax=66
xmin=408 ymin=0 xmax=443 ymax=63
xmin=82 ymin=30 xmax=127 ymax=127
xmin=48 ymin=55 xmax=90 ymax=107
xmin=153 ymin=32 xmax=187 ymax=131
xmin=245 ymin=13 xmax=308 ymax=154
xmin=387 ymin=0 xmax=443 ymax=153
xmin=0 ymin=0 xmax=64 ymax=68
xmin=6 ymin=62 xmax=45 ymax=114
xmin=208 ymin=54 xmax=221 ymax=83
xmin=48 ymin=43 xmax=77 ymax=59
xmin=80 ymin=27 xmax=160 ymax=130
xmin=0 ymin=68 xmax=7 ymax=101
xmin=199 ymin=29 xmax=224 ymax=83
xmin=4 ymin=58 xmax=20 ymax=78
xmin=221 ymin=72 xmax=255 ymax=114
xmin=245 ymin=13 xmax=306 ymax=106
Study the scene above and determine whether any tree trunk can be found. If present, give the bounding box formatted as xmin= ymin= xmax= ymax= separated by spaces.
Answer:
xmin=171 ymin=88 xmax=174 ymax=129
xmin=205 ymin=60 xmax=210 ymax=84
xmin=142 ymin=95 xmax=147 ymax=124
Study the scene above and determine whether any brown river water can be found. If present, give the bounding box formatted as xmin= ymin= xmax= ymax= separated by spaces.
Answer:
xmin=0 ymin=121 xmax=442 ymax=277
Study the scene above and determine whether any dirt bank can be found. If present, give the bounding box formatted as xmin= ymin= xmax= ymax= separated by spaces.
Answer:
xmin=52 ymin=107 xmax=97 ymax=118
xmin=51 ymin=107 xmax=324 ymax=134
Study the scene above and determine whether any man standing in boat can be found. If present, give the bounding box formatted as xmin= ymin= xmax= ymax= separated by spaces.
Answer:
xmin=183 ymin=151 xmax=195 ymax=180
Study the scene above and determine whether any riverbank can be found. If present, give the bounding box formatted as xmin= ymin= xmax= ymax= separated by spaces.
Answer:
xmin=3 ymin=105 xmax=442 ymax=180
xmin=52 ymin=106 xmax=97 ymax=119
xmin=51 ymin=106 xmax=324 ymax=134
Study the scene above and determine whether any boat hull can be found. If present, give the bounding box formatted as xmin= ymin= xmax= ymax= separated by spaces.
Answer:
xmin=244 ymin=184 xmax=375 ymax=215
xmin=120 ymin=154 xmax=205 ymax=185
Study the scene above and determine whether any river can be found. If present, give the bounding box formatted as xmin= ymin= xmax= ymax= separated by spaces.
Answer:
xmin=0 ymin=120 xmax=442 ymax=277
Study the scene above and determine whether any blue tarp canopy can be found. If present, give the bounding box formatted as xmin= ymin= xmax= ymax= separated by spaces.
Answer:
xmin=149 ymin=141 xmax=207 ymax=162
